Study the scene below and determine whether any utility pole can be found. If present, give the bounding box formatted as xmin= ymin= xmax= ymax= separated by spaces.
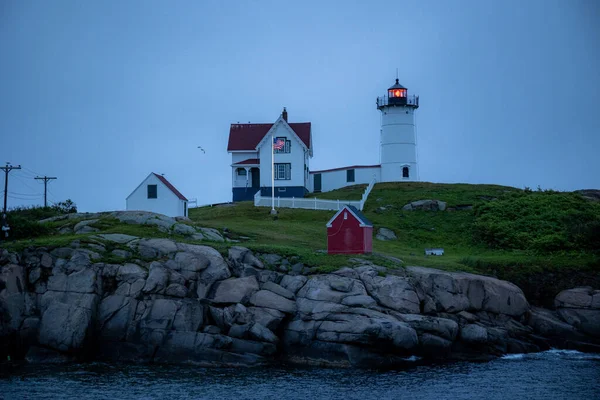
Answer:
xmin=35 ymin=176 xmax=57 ymax=207
xmin=1 ymin=162 xmax=22 ymax=214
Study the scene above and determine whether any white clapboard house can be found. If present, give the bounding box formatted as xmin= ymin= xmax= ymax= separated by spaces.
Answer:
xmin=227 ymin=78 xmax=420 ymax=201
xmin=227 ymin=108 xmax=313 ymax=201
xmin=126 ymin=173 xmax=188 ymax=217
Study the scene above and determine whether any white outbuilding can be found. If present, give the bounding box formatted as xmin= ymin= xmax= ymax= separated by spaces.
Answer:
xmin=126 ymin=173 xmax=189 ymax=218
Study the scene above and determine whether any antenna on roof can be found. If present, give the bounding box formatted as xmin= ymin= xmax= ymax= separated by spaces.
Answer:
xmin=396 ymin=68 xmax=398 ymax=80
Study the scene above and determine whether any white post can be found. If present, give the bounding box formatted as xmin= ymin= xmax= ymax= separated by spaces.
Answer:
xmin=271 ymin=132 xmax=275 ymax=211
xmin=292 ymin=197 xmax=295 ymax=207
xmin=314 ymin=197 xmax=317 ymax=210
xmin=278 ymin=197 xmax=280 ymax=207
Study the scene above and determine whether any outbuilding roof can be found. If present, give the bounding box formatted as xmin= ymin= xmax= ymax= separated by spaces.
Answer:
xmin=326 ymin=205 xmax=373 ymax=228
xmin=227 ymin=122 xmax=311 ymax=151
xmin=152 ymin=173 xmax=188 ymax=201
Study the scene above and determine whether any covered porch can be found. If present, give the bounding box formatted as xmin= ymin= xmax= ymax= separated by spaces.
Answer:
xmin=232 ymin=159 xmax=260 ymax=202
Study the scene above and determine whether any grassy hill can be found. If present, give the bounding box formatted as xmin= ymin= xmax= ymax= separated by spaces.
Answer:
xmin=189 ymin=182 xmax=600 ymax=305
xmin=2 ymin=182 xmax=598 ymax=306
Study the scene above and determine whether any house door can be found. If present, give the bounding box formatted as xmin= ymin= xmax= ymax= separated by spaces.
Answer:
xmin=251 ymin=168 xmax=260 ymax=188
xmin=314 ymin=173 xmax=322 ymax=192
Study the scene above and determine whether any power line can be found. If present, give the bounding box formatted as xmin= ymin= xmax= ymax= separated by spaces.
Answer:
xmin=8 ymin=191 xmax=42 ymax=197
xmin=35 ymin=176 xmax=57 ymax=207
xmin=7 ymin=194 xmax=43 ymax=201
xmin=11 ymin=174 xmax=40 ymax=192
xmin=23 ymin=167 xmax=43 ymax=177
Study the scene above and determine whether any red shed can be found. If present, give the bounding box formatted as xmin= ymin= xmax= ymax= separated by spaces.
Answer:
xmin=326 ymin=205 xmax=373 ymax=254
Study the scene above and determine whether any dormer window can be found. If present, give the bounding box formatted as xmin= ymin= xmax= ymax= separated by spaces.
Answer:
xmin=274 ymin=137 xmax=291 ymax=154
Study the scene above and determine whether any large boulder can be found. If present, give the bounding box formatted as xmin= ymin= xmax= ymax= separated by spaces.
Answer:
xmin=375 ymin=228 xmax=397 ymax=241
xmin=73 ymin=219 xmax=100 ymax=234
xmin=358 ymin=268 xmax=419 ymax=313
xmin=402 ymin=199 xmax=447 ymax=211
xmin=38 ymin=302 xmax=94 ymax=352
xmin=407 ymin=266 xmax=529 ymax=317
xmin=0 ymin=264 xmax=28 ymax=336
xmin=210 ymin=276 xmax=260 ymax=304
xmin=554 ymin=287 xmax=600 ymax=337
xmin=297 ymin=275 xmax=367 ymax=303
xmin=135 ymin=239 xmax=178 ymax=259
xmin=249 ymin=290 xmax=296 ymax=314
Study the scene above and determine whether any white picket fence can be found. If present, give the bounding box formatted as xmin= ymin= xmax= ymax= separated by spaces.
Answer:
xmin=254 ymin=179 xmax=376 ymax=211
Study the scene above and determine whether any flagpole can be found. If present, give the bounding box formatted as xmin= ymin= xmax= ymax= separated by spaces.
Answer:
xmin=271 ymin=131 xmax=275 ymax=212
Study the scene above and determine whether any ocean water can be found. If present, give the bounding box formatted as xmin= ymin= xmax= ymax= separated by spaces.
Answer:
xmin=1 ymin=350 xmax=599 ymax=400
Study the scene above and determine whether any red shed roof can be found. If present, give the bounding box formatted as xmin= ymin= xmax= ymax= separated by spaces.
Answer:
xmin=227 ymin=122 xmax=311 ymax=151
xmin=153 ymin=173 xmax=188 ymax=201
xmin=326 ymin=205 xmax=373 ymax=228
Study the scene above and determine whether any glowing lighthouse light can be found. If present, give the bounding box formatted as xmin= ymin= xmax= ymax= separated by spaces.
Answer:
xmin=389 ymin=88 xmax=406 ymax=98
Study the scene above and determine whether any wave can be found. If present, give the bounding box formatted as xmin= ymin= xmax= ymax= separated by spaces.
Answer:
xmin=401 ymin=356 xmax=422 ymax=362
xmin=502 ymin=349 xmax=600 ymax=361
xmin=501 ymin=354 xmax=525 ymax=360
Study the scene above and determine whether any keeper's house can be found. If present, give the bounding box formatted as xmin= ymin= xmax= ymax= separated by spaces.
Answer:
xmin=227 ymin=108 xmax=313 ymax=202
xmin=227 ymin=77 xmax=421 ymax=202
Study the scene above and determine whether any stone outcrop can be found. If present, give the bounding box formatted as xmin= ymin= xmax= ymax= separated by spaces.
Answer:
xmin=402 ymin=200 xmax=447 ymax=211
xmin=375 ymin=228 xmax=397 ymax=241
xmin=553 ymin=287 xmax=600 ymax=337
xmin=42 ymin=211 xmax=226 ymax=242
xmin=1 ymin=242 xmax=598 ymax=368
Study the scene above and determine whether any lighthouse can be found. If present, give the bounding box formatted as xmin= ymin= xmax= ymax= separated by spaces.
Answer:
xmin=377 ymin=79 xmax=420 ymax=182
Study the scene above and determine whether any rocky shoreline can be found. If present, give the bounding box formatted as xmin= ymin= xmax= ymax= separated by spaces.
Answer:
xmin=1 ymin=233 xmax=599 ymax=368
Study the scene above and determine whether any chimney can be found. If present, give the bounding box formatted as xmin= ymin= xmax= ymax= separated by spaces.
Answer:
xmin=282 ymin=107 xmax=288 ymax=122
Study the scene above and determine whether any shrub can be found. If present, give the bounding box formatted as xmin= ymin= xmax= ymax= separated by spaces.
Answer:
xmin=473 ymin=191 xmax=600 ymax=252
xmin=2 ymin=200 xmax=78 ymax=241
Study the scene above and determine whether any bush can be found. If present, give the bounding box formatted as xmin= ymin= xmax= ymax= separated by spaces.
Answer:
xmin=2 ymin=200 xmax=78 ymax=241
xmin=473 ymin=191 xmax=600 ymax=252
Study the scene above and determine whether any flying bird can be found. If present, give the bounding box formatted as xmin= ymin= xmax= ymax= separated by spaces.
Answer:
xmin=197 ymin=146 xmax=205 ymax=154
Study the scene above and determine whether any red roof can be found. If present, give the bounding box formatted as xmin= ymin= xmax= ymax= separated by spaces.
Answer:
xmin=227 ymin=122 xmax=311 ymax=151
xmin=233 ymin=158 xmax=260 ymax=165
xmin=153 ymin=173 xmax=188 ymax=201
xmin=310 ymin=165 xmax=380 ymax=174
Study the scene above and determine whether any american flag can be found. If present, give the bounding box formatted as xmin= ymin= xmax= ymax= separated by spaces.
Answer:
xmin=273 ymin=138 xmax=285 ymax=150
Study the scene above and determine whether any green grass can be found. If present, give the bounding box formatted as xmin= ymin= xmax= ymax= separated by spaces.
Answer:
xmin=2 ymin=181 xmax=598 ymax=306
xmin=189 ymin=182 xmax=600 ymax=305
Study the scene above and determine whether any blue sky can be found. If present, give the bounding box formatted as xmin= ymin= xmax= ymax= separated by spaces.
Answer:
xmin=1 ymin=0 xmax=598 ymax=212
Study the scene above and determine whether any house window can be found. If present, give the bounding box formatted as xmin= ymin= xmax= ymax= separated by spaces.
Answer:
xmin=184 ymin=202 xmax=187 ymax=217
xmin=402 ymin=167 xmax=409 ymax=178
xmin=274 ymin=137 xmax=291 ymax=154
xmin=237 ymin=168 xmax=247 ymax=176
xmin=274 ymin=163 xmax=291 ymax=180
xmin=147 ymin=184 xmax=157 ymax=199
xmin=346 ymin=169 xmax=355 ymax=183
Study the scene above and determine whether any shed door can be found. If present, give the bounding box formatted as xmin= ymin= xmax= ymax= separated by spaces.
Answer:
xmin=314 ymin=174 xmax=322 ymax=192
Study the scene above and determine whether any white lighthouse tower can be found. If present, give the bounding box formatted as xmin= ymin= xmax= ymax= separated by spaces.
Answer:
xmin=377 ymin=79 xmax=420 ymax=182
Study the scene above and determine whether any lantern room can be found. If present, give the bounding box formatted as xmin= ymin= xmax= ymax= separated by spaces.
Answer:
xmin=387 ymin=79 xmax=408 ymax=105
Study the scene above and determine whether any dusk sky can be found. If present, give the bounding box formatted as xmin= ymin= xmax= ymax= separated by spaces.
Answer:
xmin=1 ymin=0 xmax=598 ymax=212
